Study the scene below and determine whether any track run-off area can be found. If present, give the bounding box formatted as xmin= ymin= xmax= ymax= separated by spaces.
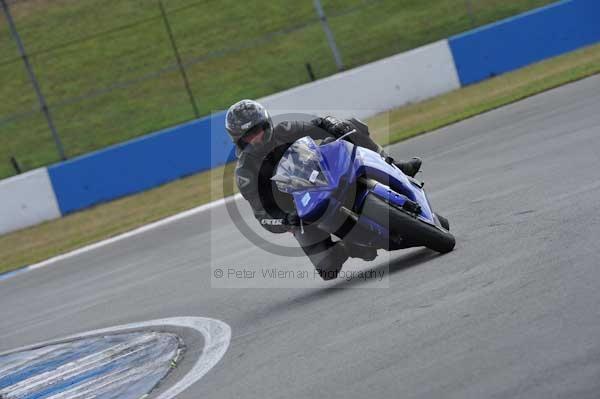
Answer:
xmin=1 ymin=75 xmax=600 ymax=398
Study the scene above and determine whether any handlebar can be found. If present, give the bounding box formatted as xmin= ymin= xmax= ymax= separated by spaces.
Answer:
xmin=336 ymin=129 xmax=357 ymax=142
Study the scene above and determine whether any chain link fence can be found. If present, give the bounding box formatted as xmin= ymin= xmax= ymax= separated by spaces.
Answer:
xmin=0 ymin=0 xmax=555 ymax=178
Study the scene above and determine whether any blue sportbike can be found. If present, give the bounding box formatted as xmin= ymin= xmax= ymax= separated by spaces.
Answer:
xmin=272 ymin=132 xmax=455 ymax=255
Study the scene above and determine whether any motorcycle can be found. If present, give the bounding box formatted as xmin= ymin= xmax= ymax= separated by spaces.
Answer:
xmin=271 ymin=131 xmax=455 ymax=268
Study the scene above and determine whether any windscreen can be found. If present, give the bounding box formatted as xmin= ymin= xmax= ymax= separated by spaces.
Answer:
xmin=271 ymin=137 xmax=330 ymax=193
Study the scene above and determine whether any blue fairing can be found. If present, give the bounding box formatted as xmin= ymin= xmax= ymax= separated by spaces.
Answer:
xmin=319 ymin=139 xmax=353 ymax=184
xmin=292 ymin=139 xmax=354 ymax=220
xmin=354 ymin=146 xmax=434 ymax=221
xmin=292 ymin=190 xmax=332 ymax=220
xmin=276 ymin=137 xmax=438 ymax=245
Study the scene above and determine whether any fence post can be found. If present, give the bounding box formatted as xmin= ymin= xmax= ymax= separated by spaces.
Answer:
xmin=10 ymin=156 xmax=22 ymax=174
xmin=313 ymin=0 xmax=344 ymax=72
xmin=158 ymin=0 xmax=200 ymax=119
xmin=464 ymin=0 xmax=476 ymax=27
xmin=1 ymin=0 xmax=66 ymax=161
xmin=305 ymin=62 xmax=316 ymax=81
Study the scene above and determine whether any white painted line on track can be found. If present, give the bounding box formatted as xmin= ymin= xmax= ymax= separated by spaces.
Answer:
xmin=0 ymin=194 xmax=243 ymax=283
xmin=0 ymin=317 xmax=232 ymax=399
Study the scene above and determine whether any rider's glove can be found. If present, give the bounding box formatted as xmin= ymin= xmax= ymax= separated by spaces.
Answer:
xmin=319 ymin=116 xmax=353 ymax=137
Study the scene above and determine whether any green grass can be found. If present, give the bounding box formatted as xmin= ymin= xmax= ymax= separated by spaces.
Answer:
xmin=0 ymin=0 xmax=557 ymax=178
xmin=1 ymin=41 xmax=600 ymax=274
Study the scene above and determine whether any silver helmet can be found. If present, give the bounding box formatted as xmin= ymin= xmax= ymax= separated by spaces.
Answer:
xmin=225 ymin=99 xmax=273 ymax=145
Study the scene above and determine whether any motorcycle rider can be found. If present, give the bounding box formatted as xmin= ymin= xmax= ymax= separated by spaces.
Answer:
xmin=225 ymin=99 xmax=422 ymax=280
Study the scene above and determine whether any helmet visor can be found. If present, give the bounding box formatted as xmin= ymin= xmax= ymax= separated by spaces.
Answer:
xmin=240 ymin=122 xmax=270 ymax=145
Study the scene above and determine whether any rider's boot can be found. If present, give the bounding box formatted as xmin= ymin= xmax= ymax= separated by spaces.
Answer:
xmin=315 ymin=243 xmax=348 ymax=280
xmin=393 ymin=157 xmax=422 ymax=178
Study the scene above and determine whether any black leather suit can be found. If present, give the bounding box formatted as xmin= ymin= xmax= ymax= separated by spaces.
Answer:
xmin=234 ymin=117 xmax=384 ymax=278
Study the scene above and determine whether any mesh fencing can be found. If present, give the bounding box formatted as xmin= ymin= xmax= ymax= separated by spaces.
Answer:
xmin=0 ymin=0 xmax=555 ymax=178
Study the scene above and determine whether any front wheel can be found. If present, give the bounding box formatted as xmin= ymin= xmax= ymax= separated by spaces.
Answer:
xmin=361 ymin=194 xmax=455 ymax=253
xmin=435 ymin=213 xmax=450 ymax=230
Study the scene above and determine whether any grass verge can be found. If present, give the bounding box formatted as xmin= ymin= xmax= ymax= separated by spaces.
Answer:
xmin=2 ymin=42 xmax=600 ymax=274
xmin=0 ymin=0 xmax=555 ymax=178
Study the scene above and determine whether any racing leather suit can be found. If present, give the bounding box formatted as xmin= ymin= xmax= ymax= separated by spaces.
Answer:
xmin=234 ymin=117 xmax=386 ymax=278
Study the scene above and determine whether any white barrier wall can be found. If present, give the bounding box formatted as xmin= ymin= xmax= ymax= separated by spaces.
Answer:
xmin=0 ymin=168 xmax=61 ymax=234
xmin=259 ymin=40 xmax=461 ymax=120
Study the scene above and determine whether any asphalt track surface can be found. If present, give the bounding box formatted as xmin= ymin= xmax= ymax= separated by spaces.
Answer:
xmin=2 ymin=75 xmax=600 ymax=399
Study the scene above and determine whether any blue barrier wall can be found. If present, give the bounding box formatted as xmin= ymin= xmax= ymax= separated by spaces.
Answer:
xmin=48 ymin=112 xmax=235 ymax=214
xmin=449 ymin=0 xmax=600 ymax=86
xmin=42 ymin=0 xmax=600 ymax=217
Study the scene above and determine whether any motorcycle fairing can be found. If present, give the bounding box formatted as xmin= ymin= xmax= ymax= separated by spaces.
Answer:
xmin=274 ymin=137 xmax=439 ymax=246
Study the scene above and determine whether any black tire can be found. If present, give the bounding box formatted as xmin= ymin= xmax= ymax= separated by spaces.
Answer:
xmin=436 ymin=213 xmax=450 ymax=230
xmin=361 ymin=193 xmax=455 ymax=253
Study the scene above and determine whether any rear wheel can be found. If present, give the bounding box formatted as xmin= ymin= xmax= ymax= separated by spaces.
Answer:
xmin=361 ymin=194 xmax=455 ymax=253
